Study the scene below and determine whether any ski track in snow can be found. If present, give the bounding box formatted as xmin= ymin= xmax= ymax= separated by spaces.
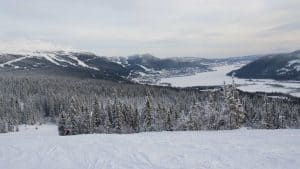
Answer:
xmin=68 ymin=55 xmax=99 ymax=71
xmin=0 ymin=53 xmax=61 ymax=67
xmin=0 ymin=51 xmax=100 ymax=71
xmin=37 ymin=53 xmax=61 ymax=66
xmin=0 ymin=56 xmax=29 ymax=67
xmin=0 ymin=125 xmax=300 ymax=169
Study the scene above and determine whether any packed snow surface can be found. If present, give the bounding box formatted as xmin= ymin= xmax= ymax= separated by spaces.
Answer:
xmin=159 ymin=64 xmax=300 ymax=97
xmin=1 ymin=125 xmax=300 ymax=169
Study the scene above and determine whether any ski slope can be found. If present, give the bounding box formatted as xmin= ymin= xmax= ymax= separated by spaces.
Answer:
xmin=0 ymin=125 xmax=300 ymax=169
xmin=0 ymin=51 xmax=99 ymax=70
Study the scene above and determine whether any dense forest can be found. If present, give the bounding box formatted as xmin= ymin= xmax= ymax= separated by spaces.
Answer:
xmin=0 ymin=75 xmax=299 ymax=135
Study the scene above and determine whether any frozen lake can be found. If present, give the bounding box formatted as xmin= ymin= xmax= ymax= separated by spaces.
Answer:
xmin=159 ymin=64 xmax=300 ymax=97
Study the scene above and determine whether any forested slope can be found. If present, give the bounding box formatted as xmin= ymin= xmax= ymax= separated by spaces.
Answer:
xmin=228 ymin=50 xmax=300 ymax=80
xmin=0 ymin=75 xmax=299 ymax=134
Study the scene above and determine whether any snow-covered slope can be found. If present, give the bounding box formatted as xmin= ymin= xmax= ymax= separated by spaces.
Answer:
xmin=0 ymin=50 xmax=129 ymax=80
xmin=279 ymin=58 xmax=300 ymax=72
xmin=229 ymin=50 xmax=300 ymax=80
xmin=1 ymin=125 xmax=300 ymax=169
xmin=123 ymin=54 xmax=259 ymax=84
xmin=0 ymin=51 xmax=98 ymax=70
xmin=0 ymin=50 xmax=259 ymax=83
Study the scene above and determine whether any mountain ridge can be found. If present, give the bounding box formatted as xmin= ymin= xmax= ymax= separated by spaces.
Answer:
xmin=0 ymin=50 xmax=261 ymax=83
xmin=228 ymin=50 xmax=300 ymax=80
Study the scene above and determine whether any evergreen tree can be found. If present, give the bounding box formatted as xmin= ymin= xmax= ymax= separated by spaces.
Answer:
xmin=143 ymin=98 xmax=154 ymax=131
xmin=165 ymin=108 xmax=173 ymax=131
xmin=58 ymin=111 xmax=66 ymax=136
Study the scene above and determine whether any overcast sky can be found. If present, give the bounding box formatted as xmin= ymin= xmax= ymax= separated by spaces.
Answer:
xmin=0 ymin=0 xmax=300 ymax=58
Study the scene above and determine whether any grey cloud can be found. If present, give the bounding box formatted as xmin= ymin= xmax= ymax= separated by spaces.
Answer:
xmin=269 ymin=22 xmax=300 ymax=32
xmin=0 ymin=0 xmax=299 ymax=58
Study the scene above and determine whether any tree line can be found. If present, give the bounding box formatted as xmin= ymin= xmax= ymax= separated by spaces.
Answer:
xmin=0 ymin=75 xmax=299 ymax=134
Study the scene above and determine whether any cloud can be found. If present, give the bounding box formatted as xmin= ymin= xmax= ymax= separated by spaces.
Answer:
xmin=268 ymin=22 xmax=300 ymax=33
xmin=0 ymin=39 xmax=73 ymax=53
xmin=0 ymin=0 xmax=299 ymax=57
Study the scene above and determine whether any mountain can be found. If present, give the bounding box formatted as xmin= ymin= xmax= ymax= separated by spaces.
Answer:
xmin=228 ymin=50 xmax=300 ymax=80
xmin=126 ymin=54 xmax=209 ymax=70
xmin=0 ymin=50 xmax=259 ymax=83
xmin=0 ymin=51 xmax=129 ymax=81
xmin=125 ymin=54 xmax=259 ymax=70
xmin=0 ymin=51 xmax=210 ymax=82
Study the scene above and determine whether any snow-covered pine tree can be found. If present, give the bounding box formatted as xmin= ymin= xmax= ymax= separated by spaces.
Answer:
xmin=58 ymin=111 xmax=66 ymax=136
xmin=0 ymin=119 xmax=8 ymax=133
xmin=68 ymin=97 xmax=80 ymax=135
xmin=165 ymin=108 xmax=173 ymax=131
xmin=142 ymin=97 xmax=154 ymax=131
xmin=92 ymin=98 xmax=102 ymax=128
xmin=132 ymin=108 xmax=140 ymax=132
xmin=224 ymin=78 xmax=246 ymax=129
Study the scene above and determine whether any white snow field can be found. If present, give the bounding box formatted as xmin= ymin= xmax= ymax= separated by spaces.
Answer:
xmin=159 ymin=64 xmax=300 ymax=97
xmin=1 ymin=125 xmax=300 ymax=169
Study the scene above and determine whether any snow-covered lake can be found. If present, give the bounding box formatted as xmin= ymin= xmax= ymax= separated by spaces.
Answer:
xmin=1 ymin=125 xmax=300 ymax=169
xmin=159 ymin=64 xmax=300 ymax=97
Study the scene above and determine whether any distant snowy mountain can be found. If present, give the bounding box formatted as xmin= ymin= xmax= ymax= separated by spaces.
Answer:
xmin=0 ymin=50 xmax=129 ymax=80
xmin=229 ymin=50 xmax=300 ymax=80
xmin=0 ymin=50 xmax=260 ymax=83
xmin=123 ymin=54 xmax=259 ymax=84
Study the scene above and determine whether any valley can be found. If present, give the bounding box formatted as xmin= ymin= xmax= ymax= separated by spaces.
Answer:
xmin=1 ymin=1 xmax=300 ymax=169
xmin=0 ymin=50 xmax=299 ymax=98
xmin=159 ymin=64 xmax=300 ymax=98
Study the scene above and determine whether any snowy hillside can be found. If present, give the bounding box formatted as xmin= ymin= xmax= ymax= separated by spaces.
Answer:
xmin=0 ymin=125 xmax=300 ymax=169
xmin=229 ymin=50 xmax=300 ymax=80
xmin=278 ymin=58 xmax=300 ymax=73
xmin=0 ymin=50 xmax=130 ymax=80
xmin=0 ymin=51 xmax=98 ymax=70
xmin=0 ymin=50 xmax=259 ymax=84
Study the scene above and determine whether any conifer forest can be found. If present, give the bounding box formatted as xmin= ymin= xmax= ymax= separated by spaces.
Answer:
xmin=0 ymin=75 xmax=299 ymax=135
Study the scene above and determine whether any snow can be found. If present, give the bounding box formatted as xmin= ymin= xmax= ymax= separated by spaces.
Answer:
xmin=289 ymin=59 xmax=300 ymax=71
xmin=0 ymin=125 xmax=300 ymax=169
xmin=116 ymin=61 xmax=126 ymax=67
xmin=48 ymin=55 xmax=78 ymax=67
xmin=37 ymin=53 xmax=61 ymax=66
xmin=278 ymin=59 xmax=300 ymax=73
xmin=159 ymin=64 xmax=300 ymax=97
xmin=67 ymin=55 xmax=99 ymax=71
xmin=0 ymin=56 xmax=28 ymax=68
xmin=288 ymin=59 xmax=300 ymax=67
xmin=160 ymin=65 xmax=242 ymax=86
xmin=139 ymin=64 xmax=152 ymax=71
xmin=237 ymin=83 xmax=292 ymax=94
xmin=0 ymin=51 xmax=100 ymax=71
xmin=0 ymin=52 xmax=62 ymax=67
xmin=290 ymin=92 xmax=300 ymax=97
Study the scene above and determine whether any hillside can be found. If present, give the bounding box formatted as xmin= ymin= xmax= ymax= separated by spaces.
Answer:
xmin=0 ymin=51 xmax=129 ymax=81
xmin=0 ymin=50 xmax=258 ymax=84
xmin=228 ymin=50 xmax=300 ymax=80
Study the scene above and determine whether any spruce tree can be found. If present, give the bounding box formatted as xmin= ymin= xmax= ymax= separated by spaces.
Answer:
xmin=143 ymin=98 xmax=154 ymax=131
